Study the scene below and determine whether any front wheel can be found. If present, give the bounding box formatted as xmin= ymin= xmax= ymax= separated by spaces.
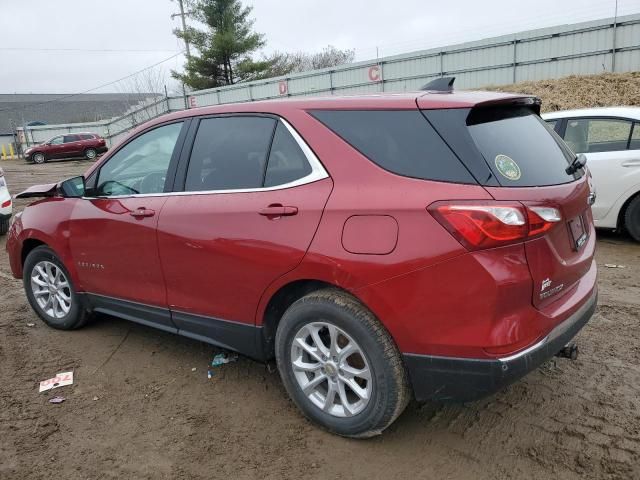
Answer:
xmin=32 ymin=152 xmax=46 ymax=164
xmin=275 ymin=289 xmax=410 ymax=438
xmin=624 ymin=194 xmax=640 ymax=242
xmin=23 ymin=246 xmax=88 ymax=330
xmin=84 ymin=148 xmax=97 ymax=160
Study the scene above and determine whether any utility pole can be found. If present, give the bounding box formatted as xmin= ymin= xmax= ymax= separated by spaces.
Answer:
xmin=172 ymin=0 xmax=192 ymax=61
xmin=612 ymin=0 xmax=618 ymax=72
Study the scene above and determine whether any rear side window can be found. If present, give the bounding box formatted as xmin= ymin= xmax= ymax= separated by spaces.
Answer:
xmin=264 ymin=123 xmax=312 ymax=187
xmin=79 ymin=134 xmax=95 ymax=140
xmin=564 ymin=118 xmax=632 ymax=153
xmin=310 ymin=110 xmax=475 ymax=184
xmin=63 ymin=135 xmax=79 ymax=143
xmin=631 ymin=123 xmax=640 ymax=150
xmin=466 ymin=107 xmax=576 ymax=187
xmin=185 ymin=116 xmax=276 ymax=191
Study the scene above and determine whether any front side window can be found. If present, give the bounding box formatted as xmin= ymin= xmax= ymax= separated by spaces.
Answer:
xmin=95 ymin=122 xmax=183 ymax=197
xmin=545 ymin=119 xmax=558 ymax=131
xmin=564 ymin=118 xmax=632 ymax=153
xmin=185 ymin=116 xmax=276 ymax=191
xmin=50 ymin=136 xmax=63 ymax=145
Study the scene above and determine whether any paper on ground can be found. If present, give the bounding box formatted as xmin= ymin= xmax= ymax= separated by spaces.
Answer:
xmin=39 ymin=371 xmax=73 ymax=393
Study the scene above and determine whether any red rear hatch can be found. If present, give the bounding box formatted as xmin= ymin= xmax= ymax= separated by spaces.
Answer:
xmin=422 ymin=98 xmax=596 ymax=311
xmin=486 ymin=177 xmax=595 ymax=309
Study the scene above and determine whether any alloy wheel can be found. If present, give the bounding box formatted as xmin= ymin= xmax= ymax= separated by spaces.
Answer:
xmin=291 ymin=321 xmax=372 ymax=417
xmin=30 ymin=261 xmax=72 ymax=319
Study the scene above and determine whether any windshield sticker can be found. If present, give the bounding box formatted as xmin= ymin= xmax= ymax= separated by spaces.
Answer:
xmin=494 ymin=155 xmax=521 ymax=181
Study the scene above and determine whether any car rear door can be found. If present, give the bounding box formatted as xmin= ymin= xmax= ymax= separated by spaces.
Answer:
xmin=69 ymin=121 xmax=188 ymax=325
xmin=561 ymin=117 xmax=637 ymax=224
xmin=63 ymin=134 xmax=82 ymax=158
xmin=156 ymin=115 xmax=332 ymax=347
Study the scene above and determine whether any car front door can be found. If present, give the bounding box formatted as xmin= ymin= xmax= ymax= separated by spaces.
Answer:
xmin=46 ymin=136 xmax=65 ymax=159
xmin=156 ymin=116 xmax=332 ymax=350
xmin=562 ymin=117 xmax=636 ymax=223
xmin=68 ymin=121 xmax=187 ymax=325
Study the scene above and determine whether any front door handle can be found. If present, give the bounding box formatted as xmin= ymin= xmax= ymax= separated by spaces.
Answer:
xmin=130 ymin=208 xmax=156 ymax=218
xmin=259 ymin=204 xmax=298 ymax=218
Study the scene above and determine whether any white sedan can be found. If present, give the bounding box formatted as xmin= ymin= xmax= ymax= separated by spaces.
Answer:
xmin=0 ymin=167 xmax=12 ymax=235
xmin=543 ymin=107 xmax=640 ymax=242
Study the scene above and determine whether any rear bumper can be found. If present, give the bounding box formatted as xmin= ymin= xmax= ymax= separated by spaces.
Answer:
xmin=404 ymin=288 xmax=597 ymax=402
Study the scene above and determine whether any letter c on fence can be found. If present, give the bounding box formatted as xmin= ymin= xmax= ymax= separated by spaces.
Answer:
xmin=189 ymin=96 xmax=197 ymax=108
xmin=368 ymin=66 xmax=381 ymax=82
xmin=278 ymin=81 xmax=288 ymax=95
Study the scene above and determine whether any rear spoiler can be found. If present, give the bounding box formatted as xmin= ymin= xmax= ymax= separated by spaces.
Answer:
xmin=473 ymin=96 xmax=542 ymax=116
xmin=15 ymin=182 xmax=59 ymax=199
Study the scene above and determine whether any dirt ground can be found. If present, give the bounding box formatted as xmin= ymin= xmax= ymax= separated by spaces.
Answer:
xmin=1 ymin=157 xmax=639 ymax=480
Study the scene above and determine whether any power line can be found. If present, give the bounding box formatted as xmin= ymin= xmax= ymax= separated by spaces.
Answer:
xmin=0 ymin=47 xmax=180 ymax=53
xmin=0 ymin=51 xmax=185 ymax=114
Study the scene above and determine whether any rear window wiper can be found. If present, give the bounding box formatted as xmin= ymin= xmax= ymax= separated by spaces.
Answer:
xmin=566 ymin=153 xmax=587 ymax=175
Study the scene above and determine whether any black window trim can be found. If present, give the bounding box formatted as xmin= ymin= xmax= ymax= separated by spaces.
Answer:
xmin=172 ymin=113 xmax=329 ymax=195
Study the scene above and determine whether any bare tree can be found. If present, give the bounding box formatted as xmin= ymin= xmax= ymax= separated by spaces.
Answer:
xmin=115 ymin=67 xmax=167 ymax=122
xmin=261 ymin=46 xmax=355 ymax=78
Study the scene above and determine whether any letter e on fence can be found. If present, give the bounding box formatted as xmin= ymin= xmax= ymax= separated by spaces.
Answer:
xmin=368 ymin=66 xmax=381 ymax=83
xmin=278 ymin=81 xmax=288 ymax=96
xmin=189 ymin=96 xmax=197 ymax=108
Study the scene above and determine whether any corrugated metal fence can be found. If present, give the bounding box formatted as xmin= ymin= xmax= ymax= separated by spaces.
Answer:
xmin=18 ymin=13 xmax=640 ymax=149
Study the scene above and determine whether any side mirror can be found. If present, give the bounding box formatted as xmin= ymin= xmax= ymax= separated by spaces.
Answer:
xmin=59 ymin=176 xmax=85 ymax=198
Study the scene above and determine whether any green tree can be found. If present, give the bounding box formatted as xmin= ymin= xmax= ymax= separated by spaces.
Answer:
xmin=172 ymin=0 xmax=267 ymax=89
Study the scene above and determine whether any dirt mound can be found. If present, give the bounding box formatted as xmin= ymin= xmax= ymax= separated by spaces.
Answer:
xmin=485 ymin=72 xmax=640 ymax=113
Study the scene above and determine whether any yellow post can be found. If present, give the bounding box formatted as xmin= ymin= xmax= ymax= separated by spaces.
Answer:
xmin=1 ymin=144 xmax=6 ymax=160
xmin=9 ymin=144 xmax=14 ymax=158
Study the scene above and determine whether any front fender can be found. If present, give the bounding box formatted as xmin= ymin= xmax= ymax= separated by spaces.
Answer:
xmin=9 ymin=197 xmax=82 ymax=288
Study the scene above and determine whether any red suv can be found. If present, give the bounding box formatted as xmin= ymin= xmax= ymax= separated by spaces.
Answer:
xmin=24 ymin=132 xmax=108 ymax=164
xmin=7 ymin=83 xmax=597 ymax=437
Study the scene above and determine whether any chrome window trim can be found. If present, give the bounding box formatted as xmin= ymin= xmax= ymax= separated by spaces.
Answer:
xmin=84 ymin=118 xmax=328 ymax=199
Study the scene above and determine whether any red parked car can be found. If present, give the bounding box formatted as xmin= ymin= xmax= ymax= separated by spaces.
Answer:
xmin=24 ymin=132 xmax=108 ymax=164
xmin=7 ymin=81 xmax=597 ymax=437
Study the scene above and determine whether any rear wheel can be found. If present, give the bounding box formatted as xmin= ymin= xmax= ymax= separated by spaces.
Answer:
xmin=23 ymin=246 xmax=88 ymax=330
xmin=84 ymin=148 xmax=97 ymax=160
xmin=32 ymin=152 xmax=46 ymax=164
xmin=624 ymin=194 xmax=640 ymax=242
xmin=275 ymin=289 xmax=410 ymax=438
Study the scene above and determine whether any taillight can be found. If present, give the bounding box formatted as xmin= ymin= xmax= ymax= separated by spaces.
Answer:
xmin=1 ymin=199 xmax=11 ymax=209
xmin=429 ymin=201 xmax=562 ymax=250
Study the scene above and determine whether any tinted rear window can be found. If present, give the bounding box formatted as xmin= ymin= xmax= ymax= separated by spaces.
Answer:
xmin=466 ymin=107 xmax=576 ymax=187
xmin=310 ymin=110 xmax=475 ymax=184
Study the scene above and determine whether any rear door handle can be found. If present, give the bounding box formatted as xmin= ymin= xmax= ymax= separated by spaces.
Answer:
xmin=259 ymin=204 xmax=298 ymax=217
xmin=130 ymin=208 xmax=156 ymax=218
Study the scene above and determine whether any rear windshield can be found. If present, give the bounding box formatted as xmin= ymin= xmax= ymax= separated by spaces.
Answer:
xmin=310 ymin=110 xmax=475 ymax=184
xmin=466 ymin=107 xmax=577 ymax=187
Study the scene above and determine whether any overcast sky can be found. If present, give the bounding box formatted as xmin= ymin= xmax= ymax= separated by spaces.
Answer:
xmin=0 ymin=0 xmax=637 ymax=94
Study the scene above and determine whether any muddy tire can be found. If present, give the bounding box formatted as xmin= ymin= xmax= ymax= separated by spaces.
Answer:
xmin=84 ymin=148 xmax=97 ymax=160
xmin=624 ymin=194 xmax=640 ymax=243
xmin=275 ymin=289 xmax=410 ymax=438
xmin=23 ymin=246 xmax=88 ymax=330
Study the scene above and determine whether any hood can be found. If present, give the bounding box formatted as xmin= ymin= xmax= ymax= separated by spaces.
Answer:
xmin=15 ymin=182 xmax=58 ymax=199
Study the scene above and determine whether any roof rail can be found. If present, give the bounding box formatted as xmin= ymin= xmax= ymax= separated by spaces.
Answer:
xmin=420 ymin=77 xmax=455 ymax=92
